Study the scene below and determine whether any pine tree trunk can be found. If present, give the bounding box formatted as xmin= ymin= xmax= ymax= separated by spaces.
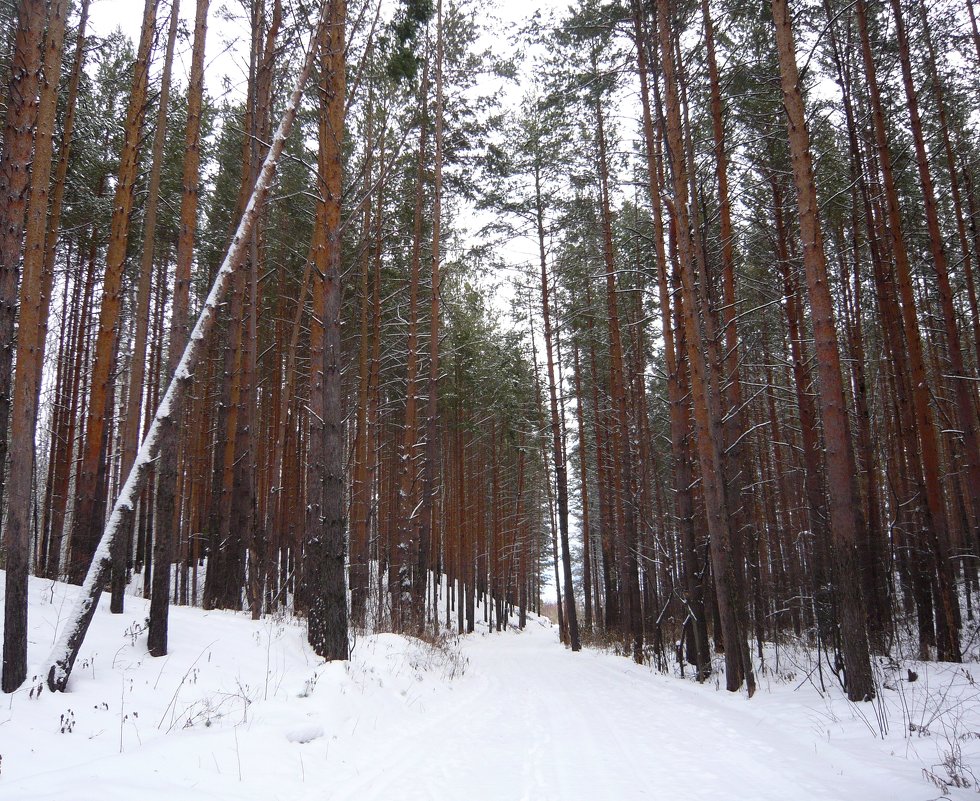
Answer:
xmin=392 ymin=66 xmax=428 ymax=630
xmin=44 ymin=9 xmax=326 ymax=690
xmin=304 ymin=0 xmax=349 ymax=661
xmin=350 ymin=132 xmax=378 ymax=629
xmin=854 ymin=0 xmax=960 ymax=660
xmin=531 ymin=329 xmax=565 ymax=641
xmin=656 ymin=0 xmax=752 ymax=693
xmin=1 ymin=0 xmax=59 ymax=694
xmin=38 ymin=258 xmax=76 ymax=574
xmin=148 ymin=0 xmax=209 ymax=655
xmin=36 ymin=0 xmax=90 ymax=578
xmin=891 ymin=0 xmax=979 ymax=649
xmin=770 ymin=178 xmax=835 ymax=649
xmin=0 ymin=0 xmax=45 ymax=535
xmin=771 ymin=0 xmax=875 ymax=700
xmin=572 ymin=342 xmax=594 ymax=633
xmin=820 ymin=2 xmax=891 ymax=646
xmin=114 ymin=0 xmax=180 ymax=614
xmin=595 ymin=97 xmax=643 ymax=664
xmin=967 ymin=0 xmax=980 ymax=65
xmin=631 ymin=0 xmax=709 ymax=679
xmin=68 ymin=0 xmax=158 ymax=584
xmin=536 ymin=161 xmax=580 ymax=651
xmin=45 ymin=237 xmax=97 ymax=580
xmin=416 ymin=2 xmax=444 ymax=632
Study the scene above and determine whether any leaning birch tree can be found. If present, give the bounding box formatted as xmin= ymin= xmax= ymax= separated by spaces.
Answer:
xmin=43 ymin=7 xmax=328 ymax=692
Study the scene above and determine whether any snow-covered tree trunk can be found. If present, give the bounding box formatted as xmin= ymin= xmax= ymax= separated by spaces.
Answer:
xmin=44 ymin=8 xmax=327 ymax=692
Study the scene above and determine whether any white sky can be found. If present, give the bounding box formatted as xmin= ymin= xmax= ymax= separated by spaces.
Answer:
xmin=87 ymin=0 xmax=570 ymax=98
xmin=86 ymin=0 xmax=598 ymax=325
xmin=87 ymin=0 xmax=572 ymax=281
xmin=89 ymin=0 xmax=285 ymax=101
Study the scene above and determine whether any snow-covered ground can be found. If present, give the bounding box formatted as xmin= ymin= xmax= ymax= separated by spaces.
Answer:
xmin=2 ymin=573 xmax=979 ymax=800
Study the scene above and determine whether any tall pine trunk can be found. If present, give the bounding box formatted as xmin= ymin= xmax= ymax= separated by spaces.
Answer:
xmin=68 ymin=0 xmax=158 ymax=584
xmin=304 ymin=0 xmax=349 ymax=661
xmin=114 ymin=0 xmax=180 ymax=614
xmin=656 ymin=0 xmax=753 ymax=694
xmin=148 ymin=0 xmax=210 ymax=655
xmin=771 ymin=0 xmax=875 ymax=701
xmin=44 ymin=7 xmax=327 ymax=691
xmin=1 ymin=0 xmax=60 ymax=694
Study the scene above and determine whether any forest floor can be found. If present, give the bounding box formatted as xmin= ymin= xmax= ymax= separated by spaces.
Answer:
xmin=2 ymin=573 xmax=979 ymax=800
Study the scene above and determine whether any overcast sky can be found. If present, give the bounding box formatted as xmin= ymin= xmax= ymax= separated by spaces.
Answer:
xmin=87 ymin=0 xmax=569 ymax=103
xmin=86 ymin=0 xmax=581 ymax=315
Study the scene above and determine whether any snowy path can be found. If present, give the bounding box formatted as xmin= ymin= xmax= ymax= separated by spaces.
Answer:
xmin=0 ymin=576 xmax=968 ymax=800
xmin=324 ymin=621 xmax=924 ymax=801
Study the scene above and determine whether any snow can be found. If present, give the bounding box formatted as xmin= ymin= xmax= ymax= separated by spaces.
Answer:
xmin=284 ymin=723 xmax=324 ymax=744
xmin=2 ymin=572 xmax=979 ymax=800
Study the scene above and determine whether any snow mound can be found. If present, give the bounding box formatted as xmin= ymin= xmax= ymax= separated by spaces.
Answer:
xmin=285 ymin=723 xmax=324 ymax=743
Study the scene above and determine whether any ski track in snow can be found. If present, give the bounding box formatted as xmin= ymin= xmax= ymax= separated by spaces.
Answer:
xmin=0 ymin=574 xmax=973 ymax=800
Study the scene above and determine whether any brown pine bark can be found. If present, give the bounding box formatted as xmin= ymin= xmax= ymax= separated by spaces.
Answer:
xmin=698 ymin=1 xmax=753 ymax=558
xmin=350 ymin=115 xmax=380 ymax=629
xmin=771 ymin=0 xmax=874 ymax=700
xmin=595 ymin=93 xmax=643 ymax=664
xmin=113 ymin=0 xmax=180 ymax=614
xmin=35 ymin=0 xmax=90 ymax=577
xmin=916 ymin=1 xmax=980 ymax=382
xmin=854 ymin=0 xmax=960 ymax=660
xmin=139 ymin=267 xmax=168 ymax=596
xmin=515 ymin=432 xmax=528 ymax=630
xmin=32 ymin=0 xmax=87 ymax=396
xmin=585 ymin=283 xmax=615 ymax=630
xmin=531 ymin=326 xmax=565 ymax=641
xmin=966 ymin=169 xmax=980 ymax=376
xmin=820 ymin=2 xmax=891 ymax=646
xmin=864 ymin=154 xmax=936 ymax=653
xmin=1 ymin=0 xmax=60 ymax=694
xmin=391 ymin=66 xmax=429 ymax=629
xmin=236 ymin=243 xmax=260 ymax=617
xmin=572 ymin=341 xmax=594 ymax=633
xmin=68 ymin=0 xmax=158 ymax=584
xmin=416 ymin=3 xmax=444 ymax=631
xmin=770 ymin=175 xmax=835 ymax=648
xmin=455 ymin=420 xmax=468 ymax=633
xmin=891 ymin=0 xmax=980 ymax=630
xmin=304 ymin=0 xmax=349 ymax=661
xmin=656 ymin=0 xmax=752 ymax=693
xmin=45 ymin=6 xmax=326 ymax=690
xmin=148 ymin=0 xmax=209 ymax=655
xmin=0 ymin=0 xmax=45 ymax=531
xmin=968 ymin=0 xmax=980 ymax=66
xmin=38 ymin=255 xmax=76 ymax=575
xmin=238 ymin=0 xmax=282 ymax=619
xmin=204 ymin=0 xmax=266 ymax=611
xmin=631 ymin=0 xmax=708 ymax=678
xmin=45 ymin=236 xmax=98 ymax=580
xmin=535 ymin=160 xmax=580 ymax=651
xmin=699 ymin=0 xmax=738 ymax=407
xmin=761 ymin=335 xmax=802 ymax=636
